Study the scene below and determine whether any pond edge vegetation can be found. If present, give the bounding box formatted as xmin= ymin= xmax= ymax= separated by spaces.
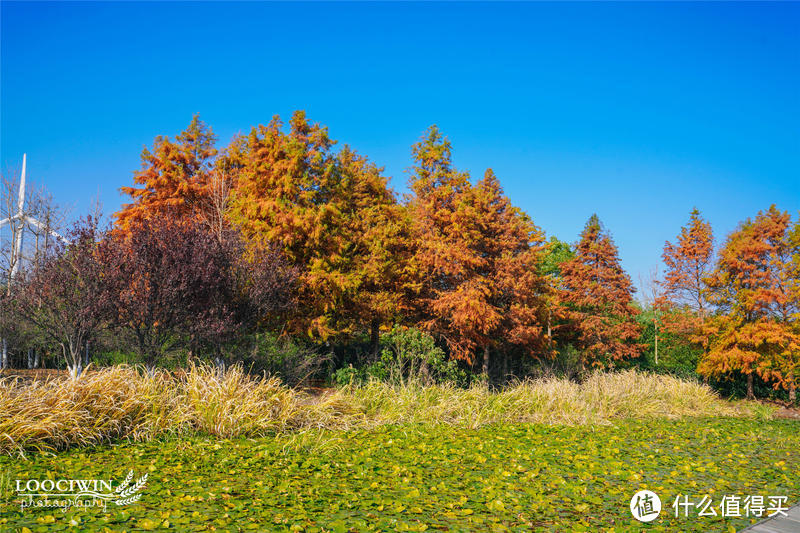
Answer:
xmin=0 ymin=364 xmax=772 ymax=457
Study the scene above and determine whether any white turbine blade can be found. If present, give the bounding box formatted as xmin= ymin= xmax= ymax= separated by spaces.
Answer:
xmin=25 ymin=216 xmax=69 ymax=243
xmin=0 ymin=213 xmax=23 ymax=226
xmin=24 ymin=216 xmax=42 ymax=230
xmin=17 ymin=153 xmax=27 ymax=216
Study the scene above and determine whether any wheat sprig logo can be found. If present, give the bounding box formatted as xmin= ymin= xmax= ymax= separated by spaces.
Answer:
xmin=114 ymin=470 xmax=134 ymax=494
xmin=113 ymin=470 xmax=148 ymax=506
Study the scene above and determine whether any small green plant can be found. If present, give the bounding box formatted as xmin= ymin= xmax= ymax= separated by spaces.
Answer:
xmin=0 ymin=468 xmax=11 ymax=502
xmin=378 ymin=326 xmax=469 ymax=386
xmin=746 ymin=401 xmax=777 ymax=422
xmin=333 ymin=364 xmax=367 ymax=386
xmin=334 ymin=327 xmax=470 ymax=387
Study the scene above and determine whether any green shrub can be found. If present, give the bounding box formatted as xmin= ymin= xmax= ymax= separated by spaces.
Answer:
xmin=334 ymin=327 xmax=470 ymax=387
xmin=333 ymin=364 xmax=367 ymax=386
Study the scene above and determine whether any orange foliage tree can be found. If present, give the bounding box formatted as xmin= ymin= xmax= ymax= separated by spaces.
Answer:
xmin=559 ymin=215 xmax=642 ymax=368
xmin=115 ymin=115 xmax=218 ymax=232
xmin=660 ymin=208 xmax=714 ymax=324
xmin=470 ymin=171 xmax=552 ymax=372
xmin=334 ymin=146 xmax=411 ymax=349
xmin=407 ymin=127 xmax=550 ymax=371
xmin=228 ymin=111 xmax=408 ymax=341
xmin=654 ymin=208 xmax=715 ymax=361
xmin=700 ymin=206 xmax=799 ymax=399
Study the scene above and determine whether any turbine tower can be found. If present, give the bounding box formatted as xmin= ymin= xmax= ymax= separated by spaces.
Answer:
xmin=0 ymin=154 xmax=67 ymax=283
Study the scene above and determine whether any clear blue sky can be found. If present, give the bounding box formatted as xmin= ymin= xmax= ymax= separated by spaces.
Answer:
xmin=2 ymin=2 xmax=798 ymax=295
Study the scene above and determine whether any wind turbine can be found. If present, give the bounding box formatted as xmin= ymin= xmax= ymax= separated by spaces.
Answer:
xmin=0 ymin=154 xmax=69 ymax=370
xmin=0 ymin=154 xmax=67 ymax=283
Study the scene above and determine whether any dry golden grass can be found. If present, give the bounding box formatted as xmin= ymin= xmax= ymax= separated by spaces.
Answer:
xmin=342 ymin=370 xmax=749 ymax=428
xmin=0 ymin=364 xmax=767 ymax=456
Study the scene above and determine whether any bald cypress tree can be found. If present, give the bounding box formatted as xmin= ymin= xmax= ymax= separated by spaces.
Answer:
xmin=406 ymin=126 xmax=485 ymax=362
xmin=559 ymin=215 xmax=642 ymax=368
xmin=407 ymin=126 xmax=550 ymax=369
xmin=228 ymin=111 xmax=406 ymax=341
xmin=116 ymin=115 xmax=218 ymax=232
xmin=699 ymin=206 xmax=799 ymax=399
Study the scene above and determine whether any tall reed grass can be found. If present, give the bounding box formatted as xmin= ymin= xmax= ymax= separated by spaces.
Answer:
xmin=0 ymin=364 xmax=763 ymax=456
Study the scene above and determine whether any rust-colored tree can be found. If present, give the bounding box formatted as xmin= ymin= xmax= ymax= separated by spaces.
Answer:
xmin=559 ymin=215 xmax=642 ymax=368
xmin=228 ymin=111 xmax=407 ymax=341
xmin=406 ymin=127 xmax=479 ymax=362
xmin=659 ymin=208 xmax=714 ymax=340
xmin=115 ymin=114 xmax=218 ymax=232
xmin=406 ymin=132 xmax=485 ymax=362
xmin=788 ymin=214 xmax=800 ymax=402
xmin=407 ymin=126 xmax=550 ymax=370
xmin=335 ymin=146 xmax=411 ymax=350
xmin=468 ymin=170 xmax=551 ymax=374
xmin=700 ymin=206 xmax=799 ymax=399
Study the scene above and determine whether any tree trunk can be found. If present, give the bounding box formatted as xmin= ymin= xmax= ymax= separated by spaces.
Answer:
xmin=145 ymin=345 xmax=156 ymax=372
xmin=187 ymin=333 xmax=198 ymax=363
xmin=482 ymin=345 xmax=490 ymax=379
xmin=654 ymin=328 xmax=659 ymax=366
xmin=502 ymin=350 xmax=508 ymax=385
xmin=83 ymin=341 xmax=90 ymax=369
xmin=370 ymin=318 xmax=380 ymax=356
xmin=789 ymin=383 xmax=796 ymax=404
xmin=66 ymin=344 xmax=83 ymax=379
xmin=1 ymin=337 xmax=7 ymax=369
xmin=420 ymin=359 xmax=431 ymax=386
xmin=746 ymin=372 xmax=754 ymax=400
xmin=33 ymin=349 xmax=40 ymax=368
xmin=27 ymin=348 xmax=34 ymax=369
xmin=546 ymin=308 xmax=552 ymax=345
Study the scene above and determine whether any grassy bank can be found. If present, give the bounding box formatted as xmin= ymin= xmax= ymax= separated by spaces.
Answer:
xmin=0 ymin=364 xmax=768 ymax=456
xmin=1 ymin=419 xmax=798 ymax=532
